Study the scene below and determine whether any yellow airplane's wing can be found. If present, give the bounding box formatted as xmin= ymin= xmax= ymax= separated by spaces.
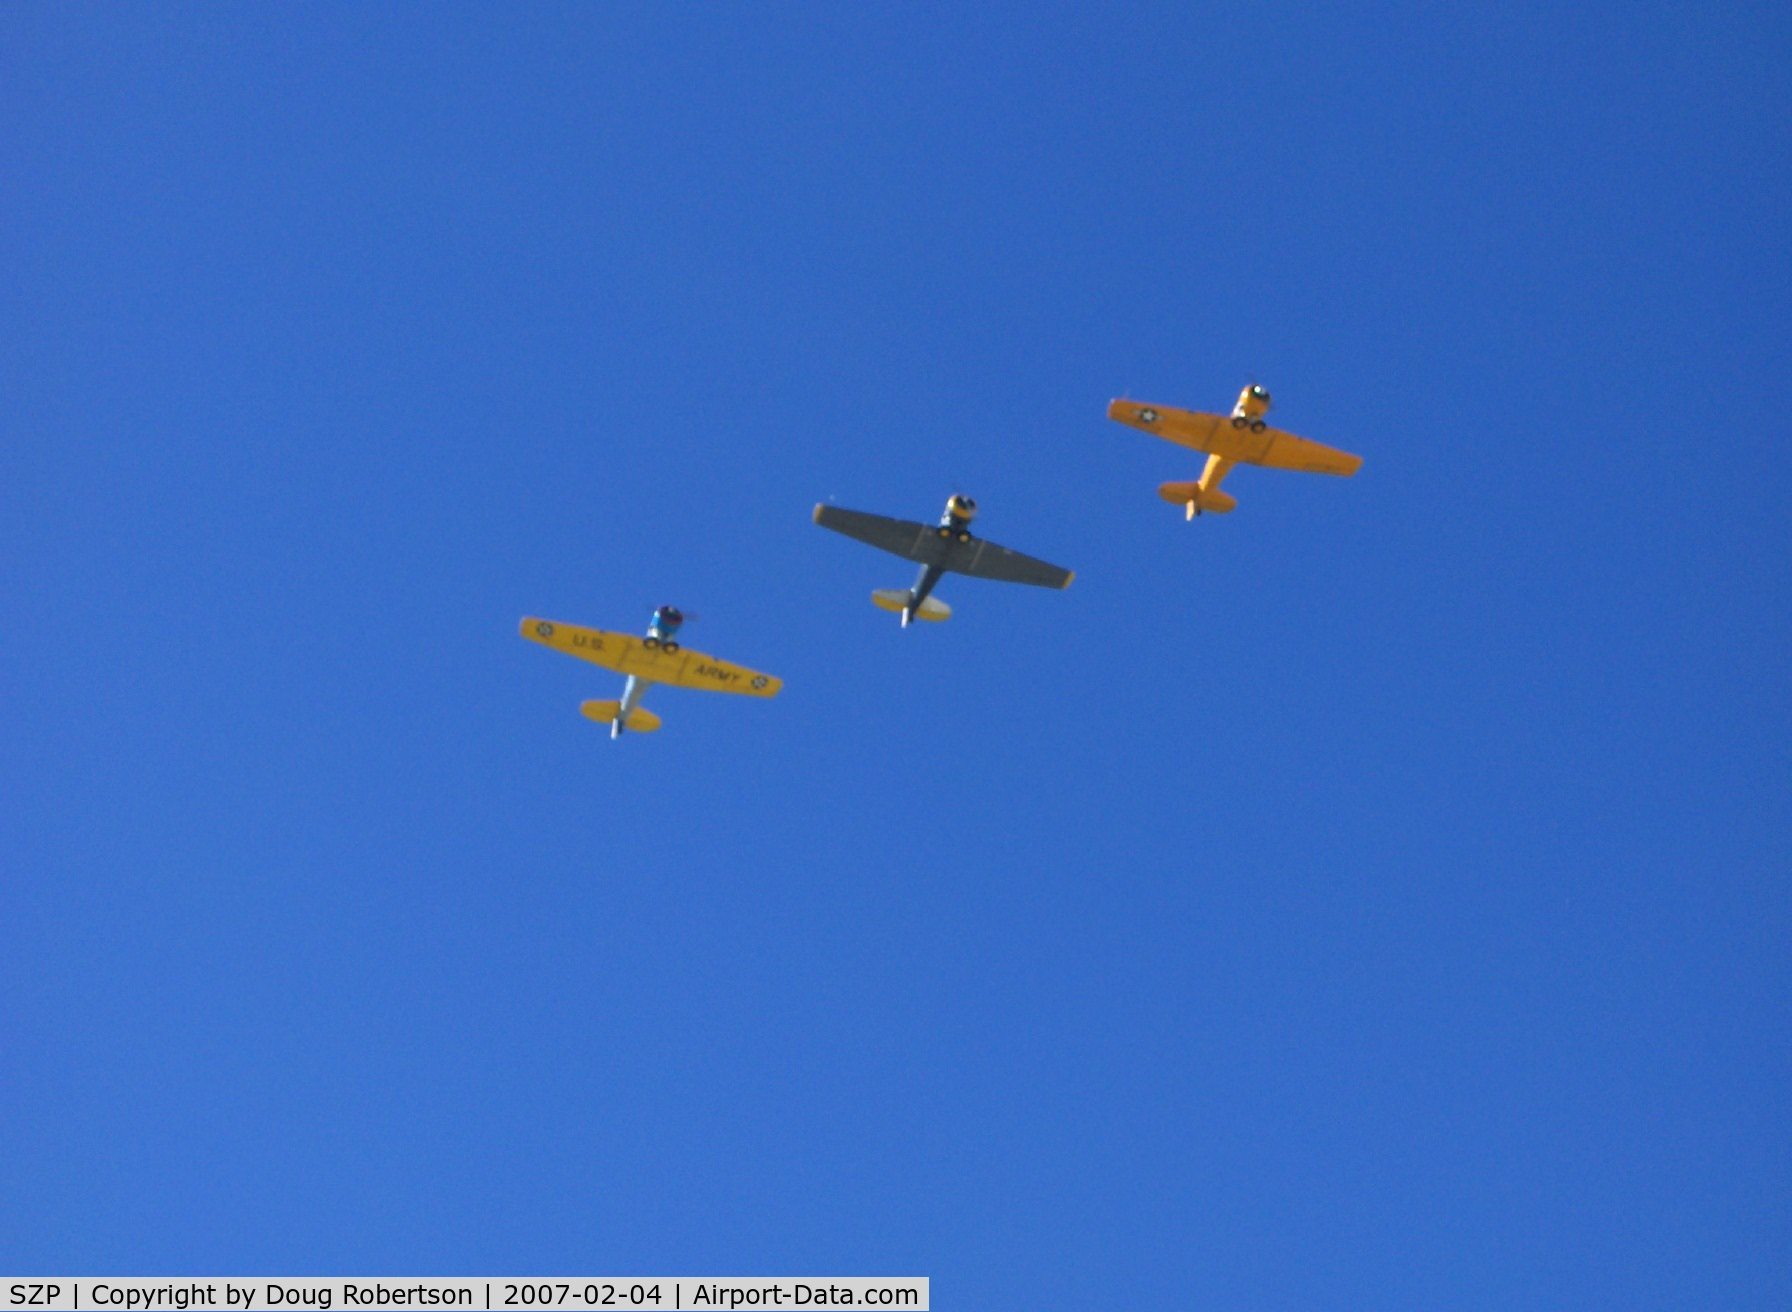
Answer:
xmin=520 ymin=618 xmax=782 ymax=697
xmin=521 ymin=617 xmax=634 ymax=672
xmin=654 ymin=647 xmax=783 ymax=697
xmin=1108 ymin=399 xmax=1362 ymax=476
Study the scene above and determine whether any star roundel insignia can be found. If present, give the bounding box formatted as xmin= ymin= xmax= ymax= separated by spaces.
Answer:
xmin=1139 ymin=407 xmax=1159 ymax=423
xmin=751 ymin=675 xmax=768 ymax=690
xmin=536 ymin=621 xmax=555 ymax=637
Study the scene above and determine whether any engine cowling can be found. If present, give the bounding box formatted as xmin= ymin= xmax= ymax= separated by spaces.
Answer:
xmin=1232 ymin=384 xmax=1271 ymax=421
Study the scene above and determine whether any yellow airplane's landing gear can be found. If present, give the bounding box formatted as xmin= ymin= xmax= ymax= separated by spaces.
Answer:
xmin=663 ymin=641 xmax=679 ymax=652
xmin=936 ymin=526 xmax=952 ymax=538
xmin=643 ymin=636 xmax=659 ymax=649
xmin=1231 ymin=383 xmax=1272 ymax=430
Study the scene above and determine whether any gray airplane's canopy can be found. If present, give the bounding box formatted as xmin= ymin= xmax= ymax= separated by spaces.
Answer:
xmin=813 ymin=504 xmax=1074 ymax=590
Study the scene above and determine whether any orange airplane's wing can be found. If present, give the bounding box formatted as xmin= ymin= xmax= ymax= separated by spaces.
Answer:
xmin=1107 ymin=399 xmax=1362 ymax=476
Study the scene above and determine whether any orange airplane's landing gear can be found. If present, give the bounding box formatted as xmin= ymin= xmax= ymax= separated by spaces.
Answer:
xmin=1231 ymin=384 xmax=1272 ymax=432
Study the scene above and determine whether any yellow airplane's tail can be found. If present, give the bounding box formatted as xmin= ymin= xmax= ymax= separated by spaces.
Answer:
xmin=1158 ymin=480 xmax=1237 ymax=517
xmin=871 ymin=589 xmax=951 ymax=621
xmin=579 ymin=700 xmax=662 ymax=732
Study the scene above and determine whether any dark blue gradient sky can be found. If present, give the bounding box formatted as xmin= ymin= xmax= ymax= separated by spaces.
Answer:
xmin=4 ymin=4 xmax=1787 ymax=1305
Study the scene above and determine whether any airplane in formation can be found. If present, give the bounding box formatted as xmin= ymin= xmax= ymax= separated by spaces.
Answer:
xmin=519 ymin=606 xmax=781 ymax=739
xmin=1106 ymin=384 xmax=1362 ymax=518
xmin=813 ymin=494 xmax=1075 ymax=626
xmin=522 ymin=388 xmax=1358 ymax=738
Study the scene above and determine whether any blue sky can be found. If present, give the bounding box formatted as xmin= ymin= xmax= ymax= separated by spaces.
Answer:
xmin=4 ymin=3 xmax=1787 ymax=1305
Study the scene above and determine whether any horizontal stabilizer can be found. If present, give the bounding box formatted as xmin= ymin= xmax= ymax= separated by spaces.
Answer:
xmin=580 ymin=700 xmax=662 ymax=732
xmin=1158 ymin=481 xmax=1237 ymax=515
xmin=871 ymin=589 xmax=951 ymax=621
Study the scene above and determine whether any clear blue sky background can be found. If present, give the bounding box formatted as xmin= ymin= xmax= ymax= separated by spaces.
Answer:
xmin=4 ymin=3 xmax=1787 ymax=1305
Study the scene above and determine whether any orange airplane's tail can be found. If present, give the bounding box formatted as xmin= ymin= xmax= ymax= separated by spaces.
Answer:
xmin=1158 ymin=481 xmax=1237 ymax=517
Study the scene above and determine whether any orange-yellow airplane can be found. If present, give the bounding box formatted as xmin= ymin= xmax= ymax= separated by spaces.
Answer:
xmin=519 ymin=606 xmax=781 ymax=739
xmin=1107 ymin=385 xmax=1362 ymax=518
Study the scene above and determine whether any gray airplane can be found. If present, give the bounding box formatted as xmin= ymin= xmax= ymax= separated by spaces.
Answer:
xmin=813 ymin=494 xmax=1075 ymax=627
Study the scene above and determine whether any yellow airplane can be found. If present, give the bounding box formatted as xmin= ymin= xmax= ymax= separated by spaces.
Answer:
xmin=1107 ymin=385 xmax=1362 ymax=518
xmin=519 ymin=606 xmax=781 ymax=739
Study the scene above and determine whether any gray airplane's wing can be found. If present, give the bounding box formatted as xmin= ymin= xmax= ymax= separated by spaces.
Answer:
xmin=815 ymin=502 xmax=1074 ymax=588
xmin=955 ymin=538 xmax=1075 ymax=589
xmin=812 ymin=504 xmax=944 ymax=565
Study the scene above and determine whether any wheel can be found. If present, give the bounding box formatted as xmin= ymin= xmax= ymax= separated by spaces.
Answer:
xmin=643 ymin=636 xmax=660 ymax=649
xmin=937 ymin=526 xmax=952 ymax=538
xmin=663 ymin=640 xmax=680 ymax=653
xmin=1230 ymin=415 xmax=1247 ymax=429
xmin=957 ymin=531 xmax=971 ymax=542
xmin=1249 ymin=419 xmax=1266 ymax=433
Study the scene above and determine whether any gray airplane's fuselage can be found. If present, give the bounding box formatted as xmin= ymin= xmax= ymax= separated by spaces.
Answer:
xmin=904 ymin=504 xmax=979 ymax=615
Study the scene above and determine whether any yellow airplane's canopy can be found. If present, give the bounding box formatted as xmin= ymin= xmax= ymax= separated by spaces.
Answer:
xmin=520 ymin=618 xmax=782 ymax=697
xmin=1107 ymin=399 xmax=1362 ymax=477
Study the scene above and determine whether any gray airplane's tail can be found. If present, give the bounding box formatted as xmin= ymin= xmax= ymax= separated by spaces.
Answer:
xmin=870 ymin=589 xmax=951 ymax=625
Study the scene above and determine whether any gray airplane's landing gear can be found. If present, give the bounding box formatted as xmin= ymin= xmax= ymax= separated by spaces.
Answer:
xmin=643 ymin=636 xmax=660 ymax=649
xmin=663 ymin=641 xmax=680 ymax=652
xmin=1249 ymin=419 xmax=1267 ymax=433
xmin=1231 ymin=416 xmax=1248 ymax=429
xmin=1187 ymin=501 xmax=1200 ymax=520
